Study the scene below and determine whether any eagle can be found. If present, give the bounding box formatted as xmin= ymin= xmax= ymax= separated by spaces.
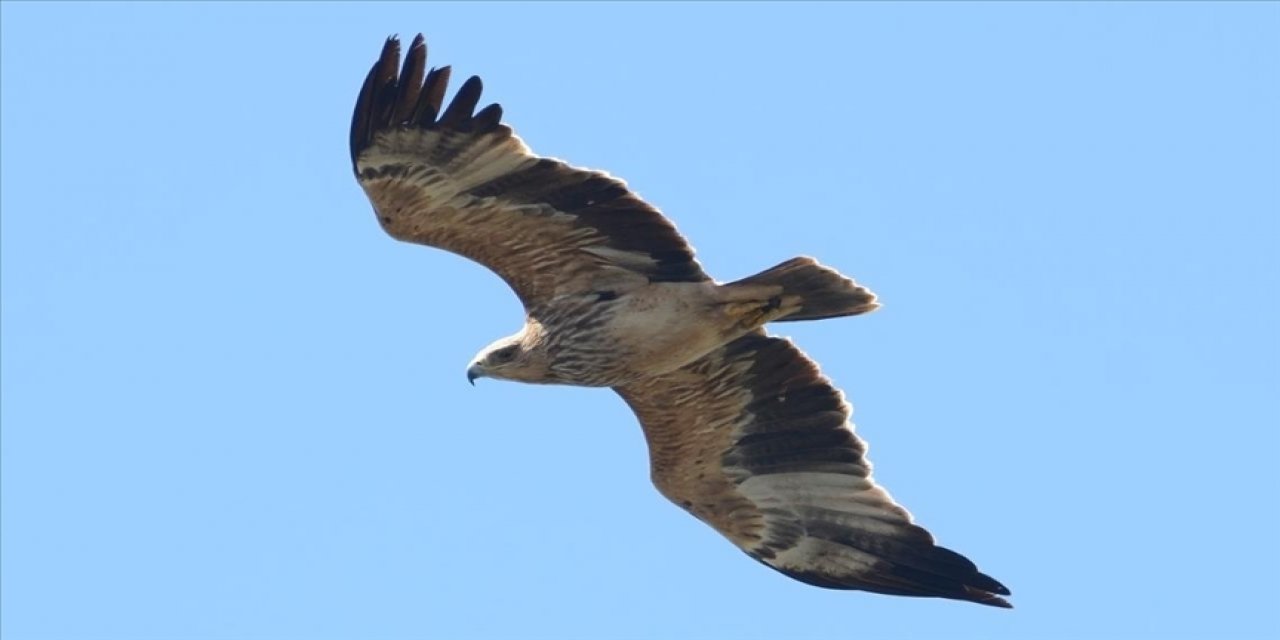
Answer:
xmin=351 ymin=34 xmax=1012 ymax=608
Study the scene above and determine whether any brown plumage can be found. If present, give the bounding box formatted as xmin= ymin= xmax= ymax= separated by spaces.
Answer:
xmin=351 ymin=34 xmax=1011 ymax=608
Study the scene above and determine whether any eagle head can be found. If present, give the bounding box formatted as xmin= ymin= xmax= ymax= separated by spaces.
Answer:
xmin=466 ymin=333 xmax=550 ymax=385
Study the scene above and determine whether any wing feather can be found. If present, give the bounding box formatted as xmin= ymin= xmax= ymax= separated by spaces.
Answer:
xmin=413 ymin=65 xmax=451 ymax=125
xmin=390 ymin=35 xmax=425 ymax=124
xmin=350 ymin=35 xmax=708 ymax=307
xmin=615 ymin=332 xmax=1012 ymax=608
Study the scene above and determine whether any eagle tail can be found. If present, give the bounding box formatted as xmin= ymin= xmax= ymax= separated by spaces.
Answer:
xmin=729 ymin=257 xmax=879 ymax=322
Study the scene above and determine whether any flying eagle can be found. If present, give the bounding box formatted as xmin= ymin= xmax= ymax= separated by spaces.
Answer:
xmin=351 ymin=34 xmax=1011 ymax=608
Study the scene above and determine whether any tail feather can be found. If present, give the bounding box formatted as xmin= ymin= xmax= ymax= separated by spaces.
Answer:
xmin=730 ymin=257 xmax=878 ymax=322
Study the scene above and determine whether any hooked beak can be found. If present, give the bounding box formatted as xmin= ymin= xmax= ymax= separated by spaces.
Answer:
xmin=466 ymin=363 xmax=486 ymax=386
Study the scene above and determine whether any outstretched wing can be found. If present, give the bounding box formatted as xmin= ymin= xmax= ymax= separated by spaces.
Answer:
xmin=615 ymin=332 xmax=1012 ymax=608
xmin=351 ymin=35 xmax=708 ymax=308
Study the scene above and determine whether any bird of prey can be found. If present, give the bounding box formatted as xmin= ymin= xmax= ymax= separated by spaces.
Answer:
xmin=351 ymin=34 xmax=1011 ymax=608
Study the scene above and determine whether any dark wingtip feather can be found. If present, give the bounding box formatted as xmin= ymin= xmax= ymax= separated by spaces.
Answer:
xmin=966 ymin=587 xmax=1014 ymax=609
xmin=349 ymin=35 xmax=402 ymax=173
xmin=410 ymin=65 xmax=448 ymax=126
xmin=473 ymin=103 xmax=504 ymax=133
xmin=349 ymin=61 xmax=380 ymax=172
xmin=390 ymin=35 xmax=427 ymax=124
xmin=981 ymin=572 xmax=1012 ymax=596
xmin=439 ymin=75 xmax=484 ymax=129
xmin=928 ymin=545 xmax=1011 ymax=597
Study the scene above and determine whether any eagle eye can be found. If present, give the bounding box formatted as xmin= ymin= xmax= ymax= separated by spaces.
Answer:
xmin=491 ymin=345 xmax=519 ymax=364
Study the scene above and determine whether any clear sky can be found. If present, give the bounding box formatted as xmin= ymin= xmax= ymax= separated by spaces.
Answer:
xmin=2 ymin=3 xmax=1277 ymax=639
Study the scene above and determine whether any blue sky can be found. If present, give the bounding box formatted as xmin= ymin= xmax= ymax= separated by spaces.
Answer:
xmin=2 ymin=3 xmax=1277 ymax=639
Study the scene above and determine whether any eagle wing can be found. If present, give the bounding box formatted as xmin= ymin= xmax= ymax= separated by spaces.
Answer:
xmin=614 ymin=332 xmax=1012 ymax=608
xmin=351 ymin=36 xmax=708 ymax=307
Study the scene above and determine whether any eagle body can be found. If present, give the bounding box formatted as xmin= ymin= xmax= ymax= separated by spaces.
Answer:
xmin=351 ymin=35 xmax=1012 ymax=608
xmin=523 ymin=281 xmax=783 ymax=387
